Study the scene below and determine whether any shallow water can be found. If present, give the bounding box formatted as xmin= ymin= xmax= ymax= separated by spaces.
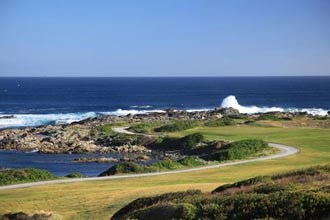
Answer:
xmin=0 ymin=150 xmax=153 ymax=176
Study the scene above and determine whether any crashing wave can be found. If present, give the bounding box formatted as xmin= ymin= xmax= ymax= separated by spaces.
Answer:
xmin=0 ymin=112 xmax=97 ymax=129
xmin=220 ymin=95 xmax=328 ymax=116
xmin=101 ymin=109 xmax=165 ymax=116
xmin=0 ymin=110 xmax=165 ymax=129
xmin=0 ymin=97 xmax=328 ymax=129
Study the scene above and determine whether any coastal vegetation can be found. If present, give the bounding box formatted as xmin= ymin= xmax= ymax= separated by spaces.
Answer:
xmin=0 ymin=168 xmax=57 ymax=186
xmin=206 ymin=139 xmax=268 ymax=161
xmin=99 ymin=156 xmax=210 ymax=176
xmin=0 ymin=110 xmax=329 ymax=219
xmin=128 ymin=121 xmax=162 ymax=134
xmin=204 ymin=117 xmax=236 ymax=127
xmin=149 ymin=133 xmax=205 ymax=150
xmin=112 ymin=165 xmax=330 ymax=220
xmin=65 ymin=172 xmax=84 ymax=178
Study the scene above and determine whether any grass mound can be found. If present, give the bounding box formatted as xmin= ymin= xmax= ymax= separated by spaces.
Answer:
xmin=65 ymin=172 xmax=84 ymax=178
xmin=98 ymin=156 xmax=208 ymax=176
xmin=149 ymin=133 xmax=204 ymax=150
xmin=0 ymin=168 xmax=57 ymax=186
xmin=208 ymin=139 xmax=269 ymax=161
xmin=112 ymin=165 xmax=330 ymax=220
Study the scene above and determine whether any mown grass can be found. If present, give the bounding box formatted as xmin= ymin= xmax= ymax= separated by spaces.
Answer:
xmin=0 ymin=124 xmax=329 ymax=219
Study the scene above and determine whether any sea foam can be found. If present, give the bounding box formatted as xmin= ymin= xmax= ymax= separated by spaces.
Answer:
xmin=220 ymin=95 xmax=328 ymax=116
xmin=0 ymin=112 xmax=97 ymax=129
xmin=0 ymin=97 xmax=328 ymax=129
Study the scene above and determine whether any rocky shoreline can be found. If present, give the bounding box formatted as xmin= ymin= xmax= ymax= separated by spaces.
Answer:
xmin=73 ymin=154 xmax=151 ymax=163
xmin=0 ymin=108 xmax=328 ymax=155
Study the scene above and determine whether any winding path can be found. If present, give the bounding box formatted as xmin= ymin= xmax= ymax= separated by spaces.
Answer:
xmin=0 ymin=127 xmax=299 ymax=190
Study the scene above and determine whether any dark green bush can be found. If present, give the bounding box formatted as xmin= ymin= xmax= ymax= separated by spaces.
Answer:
xmin=112 ymin=190 xmax=202 ymax=220
xmin=0 ymin=168 xmax=57 ymax=186
xmin=65 ymin=172 xmax=84 ymax=178
xmin=149 ymin=133 xmax=205 ymax=150
xmin=178 ymin=156 xmax=207 ymax=167
xmin=112 ymin=165 xmax=330 ymax=220
xmin=99 ymin=157 xmax=208 ymax=176
xmin=130 ymin=203 xmax=196 ymax=220
xmin=98 ymin=162 xmax=151 ymax=176
xmin=181 ymin=133 xmax=204 ymax=149
xmin=113 ymin=191 xmax=330 ymax=220
xmin=209 ymin=139 xmax=269 ymax=161
xmin=197 ymin=191 xmax=330 ymax=220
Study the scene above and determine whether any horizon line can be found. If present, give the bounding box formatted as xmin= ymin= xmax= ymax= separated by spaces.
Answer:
xmin=1 ymin=75 xmax=330 ymax=78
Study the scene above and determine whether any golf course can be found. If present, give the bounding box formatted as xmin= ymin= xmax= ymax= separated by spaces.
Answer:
xmin=0 ymin=121 xmax=329 ymax=220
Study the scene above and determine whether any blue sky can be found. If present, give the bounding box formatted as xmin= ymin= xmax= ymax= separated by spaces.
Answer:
xmin=0 ymin=0 xmax=329 ymax=77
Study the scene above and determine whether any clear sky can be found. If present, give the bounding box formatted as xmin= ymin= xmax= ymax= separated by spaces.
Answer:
xmin=0 ymin=0 xmax=329 ymax=77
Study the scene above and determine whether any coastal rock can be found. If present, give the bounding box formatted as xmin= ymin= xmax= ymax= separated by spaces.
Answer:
xmin=0 ymin=115 xmax=15 ymax=119
xmin=0 ymin=108 xmax=324 ymax=155
xmin=136 ymin=155 xmax=150 ymax=161
xmin=74 ymin=157 xmax=119 ymax=163
xmin=166 ymin=108 xmax=175 ymax=116
xmin=216 ymin=107 xmax=240 ymax=117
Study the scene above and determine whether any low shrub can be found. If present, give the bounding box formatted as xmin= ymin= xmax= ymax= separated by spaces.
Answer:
xmin=98 ymin=162 xmax=151 ymax=176
xmin=130 ymin=203 xmax=196 ymax=220
xmin=0 ymin=168 xmax=57 ymax=186
xmin=112 ymin=165 xmax=330 ymax=220
xmin=257 ymin=114 xmax=292 ymax=121
xmin=95 ymin=124 xmax=113 ymax=136
xmin=178 ymin=156 xmax=207 ymax=167
xmin=65 ymin=172 xmax=84 ymax=178
xmin=99 ymin=156 xmax=208 ymax=176
xmin=204 ymin=117 xmax=236 ymax=127
xmin=180 ymin=133 xmax=204 ymax=149
xmin=209 ymin=139 xmax=269 ymax=161
xmin=196 ymin=191 xmax=330 ymax=220
xmin=149 ymin=133 xmax=205 ymax=150
xmin=112 ymin=190 xmax=202 ymax=220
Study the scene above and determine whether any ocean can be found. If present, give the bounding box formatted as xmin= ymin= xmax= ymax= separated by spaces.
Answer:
xmin=0 ymin=76 xmax=329 ymax=176
xmin=0 ymin=77 xmax=329 ymax=129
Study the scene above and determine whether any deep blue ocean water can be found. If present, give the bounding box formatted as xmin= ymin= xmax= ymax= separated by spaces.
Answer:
xmin=0 ymin=77 xmax=329 ymax=176
xmin=0 ymin=77 xmax=330 ymax=115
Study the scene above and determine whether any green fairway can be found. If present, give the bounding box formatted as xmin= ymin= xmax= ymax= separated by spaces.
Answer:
xmin=0 ymin=124 xmax=329 ymax=220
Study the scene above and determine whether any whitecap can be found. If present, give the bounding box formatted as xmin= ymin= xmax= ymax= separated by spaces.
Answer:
xmin=0 ymin=112 xmax=97 ymax=129
xmin=220 ymin=95 xmax=328 ymax=116
xmin=101 ymin=109 xmax=165 ymax=116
